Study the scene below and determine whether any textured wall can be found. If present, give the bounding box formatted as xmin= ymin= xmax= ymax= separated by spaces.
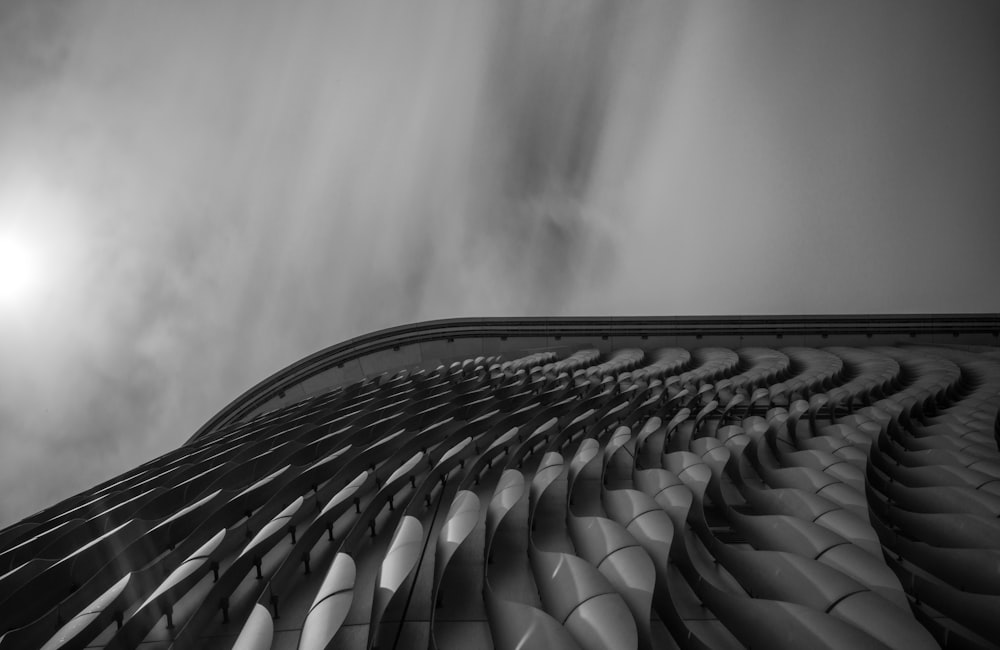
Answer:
xmin=1 ymin=338 xmax=999 ymax=649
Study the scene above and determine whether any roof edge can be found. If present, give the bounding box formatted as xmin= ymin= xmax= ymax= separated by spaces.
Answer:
xmin=189 ymin=313 xmax=1000 ymax=442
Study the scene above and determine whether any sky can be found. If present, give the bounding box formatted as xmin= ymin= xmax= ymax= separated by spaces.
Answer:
xmin=0 ymin=0 xmax=998 ymax=527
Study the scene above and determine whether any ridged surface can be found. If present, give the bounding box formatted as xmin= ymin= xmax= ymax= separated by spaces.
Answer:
xmin=1 ymin=341 xmax=999 ymax=649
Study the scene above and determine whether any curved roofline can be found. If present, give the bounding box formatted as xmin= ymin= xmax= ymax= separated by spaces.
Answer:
xmin=190 ymin=314 xmax=1000 ymax=442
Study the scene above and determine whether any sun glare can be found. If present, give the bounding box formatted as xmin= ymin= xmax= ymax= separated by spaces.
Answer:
xmin=0 ymin=235 xmax=42 ymax=305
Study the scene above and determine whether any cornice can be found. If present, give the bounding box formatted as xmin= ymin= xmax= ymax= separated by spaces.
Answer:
xmin=190 ymin=314 xmax=1000 ymax=442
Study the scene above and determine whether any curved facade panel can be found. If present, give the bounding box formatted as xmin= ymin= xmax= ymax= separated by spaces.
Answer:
xmin=1 ymin=316 xmax=999 ymax=649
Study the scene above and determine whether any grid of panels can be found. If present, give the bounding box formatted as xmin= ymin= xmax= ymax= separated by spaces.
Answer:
xmin=1 ymin=343 xmax=999 ymax=649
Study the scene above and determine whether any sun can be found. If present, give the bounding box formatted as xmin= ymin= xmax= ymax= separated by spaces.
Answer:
xmin=0 ymin=234 xmax=42 ymax=305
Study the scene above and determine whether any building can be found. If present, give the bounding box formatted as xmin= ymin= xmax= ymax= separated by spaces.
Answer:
xmin=1 ymin=315 xmax=999 ymax=649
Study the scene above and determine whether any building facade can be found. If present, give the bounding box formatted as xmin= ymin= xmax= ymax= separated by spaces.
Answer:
xmin=1 ymin=315 xmax=999 ymax=649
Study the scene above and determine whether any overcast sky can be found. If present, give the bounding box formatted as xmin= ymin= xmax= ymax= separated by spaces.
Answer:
xmin=0 ymin=0 xmax=998 ymax=527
